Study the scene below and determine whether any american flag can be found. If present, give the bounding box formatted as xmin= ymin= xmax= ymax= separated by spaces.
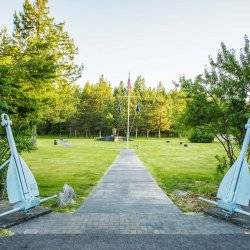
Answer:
xmin=127 ymin=73 xmax=132 ymax=91
xmin=172 ymin=81 xmax=180 ymax=88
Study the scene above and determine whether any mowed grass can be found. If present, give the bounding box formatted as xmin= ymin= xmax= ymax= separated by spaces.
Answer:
xmin=21 ymin=138 xmax=226 ymax=212
xmin=131 ymin=138 xmax=225 ymax=211
xmin=21 ymin=139 xmax=123 ymax=211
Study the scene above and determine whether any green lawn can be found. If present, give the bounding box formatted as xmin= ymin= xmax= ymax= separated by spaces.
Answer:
xmin=132 ymin=138 xmax=225 ymax=211
xmin=21 ymin=139 xmax=123 ymax=211
xmin=21 ymin=138 xmax=225 ymax=212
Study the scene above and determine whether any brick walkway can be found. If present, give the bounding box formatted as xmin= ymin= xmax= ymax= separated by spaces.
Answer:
xmin=12 ymin=149 xmax=244 ymax=234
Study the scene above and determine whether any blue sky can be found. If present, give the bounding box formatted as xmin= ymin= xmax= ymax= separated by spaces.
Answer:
xmin=1 ymin=0 xmax=250 ymax=87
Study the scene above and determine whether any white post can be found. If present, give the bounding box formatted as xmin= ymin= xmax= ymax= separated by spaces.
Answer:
xmin=126 ymin=83 xmax=130 ymax=149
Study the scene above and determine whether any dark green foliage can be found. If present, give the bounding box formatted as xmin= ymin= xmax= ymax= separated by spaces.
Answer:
xmin=188 ymin=127 xmax=214 ymax=143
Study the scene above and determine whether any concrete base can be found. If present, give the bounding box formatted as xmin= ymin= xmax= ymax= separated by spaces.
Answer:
xmin=205 ymin=207 xmax=250 ymax=229
xmin=0 ymin=201 xmax=52 ymax=229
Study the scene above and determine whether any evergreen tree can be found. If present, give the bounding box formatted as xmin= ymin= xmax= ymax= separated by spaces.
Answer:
xmin=77 ymin=76 xmax=113 ymax=136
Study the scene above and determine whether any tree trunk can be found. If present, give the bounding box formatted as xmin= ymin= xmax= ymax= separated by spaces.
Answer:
xmin=158 ymin=128 xmax=161 ymax=138
xmin=74 ymin=129 xmax=77 ymax=137
xmin=99 ymin=130 xmax=102 ymax=138
xmin=215 ymin=134 xmax=235 ymax=165
xmin=146 ymin=130 xmax=149 ymax=138
xmin=135 ymin=127 xmax=138 ymax=139
xmin=32 ymin=124 xmax=37 ymax=148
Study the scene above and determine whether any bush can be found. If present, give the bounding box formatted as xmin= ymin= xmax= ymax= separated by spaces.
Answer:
xmin=215 ymin=155 xmax=229 ymax=176
xmin=188 ymin=127 xmax=214 ymax=143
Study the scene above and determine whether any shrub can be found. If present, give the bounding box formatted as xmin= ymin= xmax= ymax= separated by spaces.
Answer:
xmin=188 ymin=127 xmax=214 ymax=143
xmin=215 ymin=155 xmax=229 ymax=176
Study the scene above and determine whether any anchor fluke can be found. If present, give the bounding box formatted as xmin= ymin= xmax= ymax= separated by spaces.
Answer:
xmin=0 ymin=114 xmax=56 ymax=218
xmin=200 ymin=118 xmax=250 ymax=216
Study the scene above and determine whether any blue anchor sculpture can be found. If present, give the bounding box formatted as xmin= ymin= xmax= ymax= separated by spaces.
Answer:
xmin=200 ymin=119 xmax=250 ymax=216
xmin=0 ymin=114 xmax=56 ymax=218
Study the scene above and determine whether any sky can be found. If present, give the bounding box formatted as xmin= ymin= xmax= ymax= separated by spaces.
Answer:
xmin=1 ymin=0 xmax=250 ymax=88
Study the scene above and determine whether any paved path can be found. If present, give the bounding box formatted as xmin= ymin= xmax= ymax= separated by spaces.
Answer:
xmin=77 ymin=149 xmax=179 ymax=215
xmin=2 ymin=234 xmax=250 ymax=250
xmin=11 ymin=149 xmax=244 ymax=234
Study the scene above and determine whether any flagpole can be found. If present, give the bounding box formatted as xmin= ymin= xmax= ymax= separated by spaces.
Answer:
xmin=126 ymin=73 xmax=130 ymax=149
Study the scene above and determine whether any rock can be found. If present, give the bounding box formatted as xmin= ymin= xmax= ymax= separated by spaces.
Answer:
xmin=58 ymin=184 xmax=75 ymax=207
xmin=57 ymin=139 xmax=71 ymax=147
xmin=173 ymin=190 xmax=189 ymax=197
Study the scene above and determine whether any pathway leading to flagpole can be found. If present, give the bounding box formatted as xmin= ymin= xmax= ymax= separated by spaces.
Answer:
xmin=12 ymin=149 xmax=244 ymax=234
xmin=77 ymin=149 xmax=180 ymax=216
